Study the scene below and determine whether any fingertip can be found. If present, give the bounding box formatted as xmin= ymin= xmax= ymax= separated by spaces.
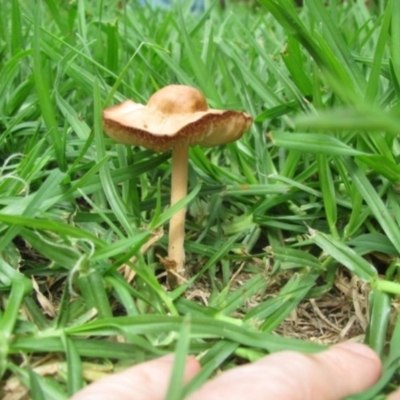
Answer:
xmin=320 ymin=341 xmax=382 ymax=396
xmin=387 ymin=389 xmax=400 ymax=400
xmin=333 ymin=342 xmax=382 ymax=366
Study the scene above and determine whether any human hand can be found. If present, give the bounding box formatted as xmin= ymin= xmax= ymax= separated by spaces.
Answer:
xmin=71 ymin=342 xmax=393 ymax=400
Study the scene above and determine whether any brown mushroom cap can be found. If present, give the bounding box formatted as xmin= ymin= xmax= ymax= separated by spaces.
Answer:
xmin=102 ymin=85 xmax=252 ymax=152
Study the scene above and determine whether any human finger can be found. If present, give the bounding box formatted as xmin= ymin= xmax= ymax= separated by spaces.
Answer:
xmin=189 ymin=342 xmax=381 ymax=400
xmin=71 ymin=354 xmax=200 ymax=400
xmin=388 ymin=388 xmax=400 ymax=400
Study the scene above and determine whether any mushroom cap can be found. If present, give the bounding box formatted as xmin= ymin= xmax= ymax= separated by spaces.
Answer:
xmin=102 ymin=85 xmax=252 ymax=152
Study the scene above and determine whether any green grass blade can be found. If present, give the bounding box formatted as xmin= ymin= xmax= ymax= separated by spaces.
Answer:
xmin=390 ymin=0 xmax=400 ymax=86
xmin=342 ymin=157 xmax=400 ymax=254
xmin=366 ymin=290 xmax=391 ymax=356
xmin=11 ymin=0 xmax=22 ymax=54
xmin=0 ymin=170 xmax=66 ymax=252
xmin=165 ymin=316 xmax=191 ymax=400
xmin=270 ymin=131 xmax=365 ymax=156
xmin=66 ymin=315 xmax=325 ymax=353
xmin=305 ymin=0 xmax=366 ymax=92
xmin=93 ymin=79 xmax=133 ymax=235
xmin=317 ymin=154 xmax=339 ymax=238
xmin=62 ymin=333 xmax=83 ymax=396
xmin=365 ymin=0 xmax=392 ymax=102
xmin=310 ymin=229 xmax=377 ymax=281
xmin=33 ymin=2 xmax=66 ymax=170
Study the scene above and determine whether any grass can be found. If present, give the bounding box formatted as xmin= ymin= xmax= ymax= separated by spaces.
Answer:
xmin=0 ymin=0 xmax=400 ymax=398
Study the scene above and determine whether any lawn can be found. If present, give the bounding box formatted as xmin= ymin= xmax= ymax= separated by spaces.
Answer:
xmin=0 ymin=0 xmax=399 ymax=398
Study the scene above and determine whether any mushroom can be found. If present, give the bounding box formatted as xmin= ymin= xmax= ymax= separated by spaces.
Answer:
xmin=103 ymin=85 xmax=252 ymax=288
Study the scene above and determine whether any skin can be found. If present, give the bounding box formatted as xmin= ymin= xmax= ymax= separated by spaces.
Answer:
xmin=70 ymin=342 xmax=400 ymax=400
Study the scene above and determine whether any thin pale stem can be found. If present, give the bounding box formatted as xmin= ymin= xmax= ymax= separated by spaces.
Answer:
xmin=167 ymin=144 xmax=189 ymax=288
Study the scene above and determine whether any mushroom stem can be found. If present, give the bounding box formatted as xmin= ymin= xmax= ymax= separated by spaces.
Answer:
xmin=167 ymin=143 xmax=189 ymax=288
